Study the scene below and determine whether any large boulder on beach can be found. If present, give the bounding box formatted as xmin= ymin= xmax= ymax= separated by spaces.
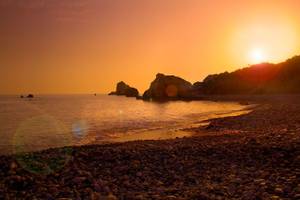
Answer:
xmin=142 ymin=73 xmax=195 ymax=101
xmin=109 ymin=81 xmax=139 ymax=97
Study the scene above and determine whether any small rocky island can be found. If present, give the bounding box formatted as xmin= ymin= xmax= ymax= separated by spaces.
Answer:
xmin=109 ymin=74 xmax=199 ymax=101
xmin=20 ymin=94 xmax=34 ymax=98
xmin=142 ymin=73 xmax=197 ymax=101
xmin=109 ymin=81 xmax=139 ymax=98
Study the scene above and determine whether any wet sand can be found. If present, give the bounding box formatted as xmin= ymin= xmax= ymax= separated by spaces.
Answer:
xmin=0 ymin=96 xmax=299 ymax=199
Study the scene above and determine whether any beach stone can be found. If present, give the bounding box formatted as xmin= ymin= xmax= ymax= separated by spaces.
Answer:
xmin=247 ymin=138 xmax=258 ymax=145
xmin=48 ymin=186 xmax=59 ymax=196
xmin=10 ymin=162 xmax=17 ymax=170
xmin=91 ymin=192 xmax=102 ymax=200
xmin=294 ymin=194 xmax=300 ymax=199
xmin=165 ymin=195 xmax=177 ymax=199
xmin=274 ymin=187 xmax=283 ymax=195
xmin=106 ymin=193 xmax=118 ymax=200
xmin=135 ymin=194 xmax=145 ymax=200
xmin=93 ymin=182 xmax=102 ymax=192
xmin=271 ymin=195 xmax=280 ymax=199
xmin=73 ymin=177 xmax=87 ymax=185
xmin=136 ymin=172 xmax=143 ymax=177
xmin=5 ymin=175 xmax=31 ymax=191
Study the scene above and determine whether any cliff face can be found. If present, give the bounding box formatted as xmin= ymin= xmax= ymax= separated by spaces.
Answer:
xmin=194 ymin=56 xmax=300 ymax=95
xmin=143 ymin=73 xmax=195 ymax=101
xmin=109 ymin=81 xmax=139 ymax=97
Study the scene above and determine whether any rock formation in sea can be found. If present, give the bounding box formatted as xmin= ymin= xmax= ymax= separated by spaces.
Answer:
xmin=109 ymin=81 xmax=139 ymax=98
xmin=143 ymin=73 xmax=195 ymax=101
xmin=111 ymin=55 xmax=300 ymax=100
xmin=27 ymin=94 xmax=34 ymax=98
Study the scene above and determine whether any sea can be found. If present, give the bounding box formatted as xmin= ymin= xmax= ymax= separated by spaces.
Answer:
xmin=0 ymin=94 xmax=250 ymax=155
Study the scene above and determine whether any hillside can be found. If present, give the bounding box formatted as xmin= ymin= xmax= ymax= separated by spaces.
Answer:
xmin=194 ymin=55 xmax=300 ymax=95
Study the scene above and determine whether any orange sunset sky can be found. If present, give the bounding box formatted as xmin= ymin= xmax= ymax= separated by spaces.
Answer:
xmin=1 ymin=0 xmax=300 ymax=94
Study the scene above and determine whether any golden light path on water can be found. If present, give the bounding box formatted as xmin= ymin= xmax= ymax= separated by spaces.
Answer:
xmin=106 ymin=108 xmax=252 ymax=143
xmin=0 ymin=95 xmax=253 ymax=175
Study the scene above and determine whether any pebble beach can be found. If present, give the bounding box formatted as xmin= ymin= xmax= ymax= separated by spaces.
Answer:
xmin=0 ymin=97 xmax=299 ymax=200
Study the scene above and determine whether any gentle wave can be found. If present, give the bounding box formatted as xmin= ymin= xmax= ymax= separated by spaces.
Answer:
xmin=0 ymin=94 xmax=250 ymax=154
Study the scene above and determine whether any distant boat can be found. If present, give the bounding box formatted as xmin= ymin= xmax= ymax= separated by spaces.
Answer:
xmin=20 ymin=95 xmax=24 ymax=98
xmin=27 ymin=94 xmax=34 ymax=98
xmin=94 ymin=93 xmax=97 ymax=96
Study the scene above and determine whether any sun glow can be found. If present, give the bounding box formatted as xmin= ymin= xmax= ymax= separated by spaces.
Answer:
xmin=230 ymin=14 xmax=299 ymax=68
xmin=250 ymin=48 xmax=266 ymax=64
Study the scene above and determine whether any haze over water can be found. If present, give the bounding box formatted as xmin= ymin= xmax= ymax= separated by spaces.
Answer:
xmin=0 ymin=95 xmax=249 ymax=154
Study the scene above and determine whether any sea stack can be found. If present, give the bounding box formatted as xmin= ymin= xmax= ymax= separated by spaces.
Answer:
xmin=109 ymin=81 xmax=139 ymax=98
xmin=142 ymin=73 xmax=195 ymax=101
xmin=27 ymin=94 xmax=34 ymax=98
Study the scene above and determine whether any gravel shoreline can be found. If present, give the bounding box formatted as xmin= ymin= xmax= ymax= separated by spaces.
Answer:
xmin=0 ymin=98 xmax=300 ymax=199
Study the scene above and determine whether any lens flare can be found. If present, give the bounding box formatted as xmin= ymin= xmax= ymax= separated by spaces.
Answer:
xmin=166 ymin=85 xmax=178 ymax=97
xmin=13 ymin=115 xmax=72 ymax=175
xmin=72 ymin=120 xmax=88 ymax=138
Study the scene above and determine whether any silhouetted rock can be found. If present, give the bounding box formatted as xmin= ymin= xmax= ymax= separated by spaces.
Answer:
xmin=192 ymin=81 xmax=204 ymax=91
xmin=194 ymin=55 xmax=300 ymax=95
xmin=20 ymin=95 xmax=24 ymax=98
xmin=136 ymin=95 xmax=143 ymax=100
xmin=27 ymin=94 xmax=34 ymax=98
xmin=124 ymin=87 xmax=139 ymax=97
xmin=143 ymin=73 xmax=195 ymax=101
xmin=116 ymin=81 xmax=128 ymax=95
xmin=109 ymin=81 xmax=139 ymax=98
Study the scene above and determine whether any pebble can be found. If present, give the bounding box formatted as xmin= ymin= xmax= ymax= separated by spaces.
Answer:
xmin=106 ymin=193 xmax=118 ymax=200
xmin=294 ymin=194 xmax=300 ymax=199
xmin=271 ymin=196 xmax=280 ymax=199
xmin=274 ymin=187 xmax=283 ymax=195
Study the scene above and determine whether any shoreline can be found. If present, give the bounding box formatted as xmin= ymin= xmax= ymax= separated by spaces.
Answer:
xmin=101 ymin=104 xmax=254 ymax=145
xmin=0 ymin=105 xmax=252 ymax=156
xmin=0 ymin=98 xmax=253 ymax=156
xmin=1 ymin=97 xmax=299 ymax=199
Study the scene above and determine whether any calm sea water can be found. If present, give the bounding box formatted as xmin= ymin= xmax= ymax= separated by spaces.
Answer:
xmin=0 ymin=95 xmax=249 ymax=154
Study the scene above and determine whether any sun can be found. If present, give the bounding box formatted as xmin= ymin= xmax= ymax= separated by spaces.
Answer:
xmin=250 ymin=48 xmax=266 ymax=64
